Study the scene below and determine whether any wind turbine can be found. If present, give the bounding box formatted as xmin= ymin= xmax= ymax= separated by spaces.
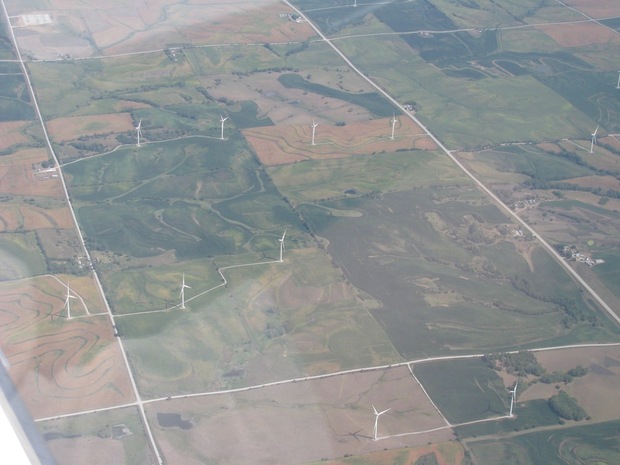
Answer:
xmin=179 ymin=273 xmax=191 ymax=309
xmin=354 ymin=0 xmax=357 ymax=6
xmin=278 ymin=229 xmax=287 ymax=262
xmin=509 ymin=380 xmax=518 ymax=417
xmin=616 ymin=71 xmax=620 ymax=89
xmin=311 ymin=119 xmax=318 ymax=146
xmin=220 ymin=114 xmax=228 ymax=140
xmin=63 ymin=282 xmax=77 ymax=319
xmin=372 ymin=405 xmax=390 ymax=441
xmin=135 ymin=118 xmax=143 ymax=147
xmin=590 ymin=125 xmax=599 ymax=153
xmin=390 ymin=114 xmax=397 ymax=140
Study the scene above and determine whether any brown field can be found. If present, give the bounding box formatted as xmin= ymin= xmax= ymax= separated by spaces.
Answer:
xmin=536 ymin=22 xmax=619 ymax=47
xmin=562 ymin=174 xmax=620 ymax=191
xmin=0 ymin=149 xmax=65 ymax=198
xmin=561 ymin=0 xmax=620 ymax=18
xmin=0 ymin=206 xmax=20 ymax=231
xmin=0 ymin=120 xmax=30 ymax=150
xmin=245 ymin=118 xmax=435 ymax=166
xmin=0 ymin=204 xmax=73 ymax=231
xmin=47 ymin=113 xmax=133 ymax=142
xmin=147 ymin=366 xmax=452 ymax=465
xmin=317 ymin=442 xmax=465 ymax=465
xmin=0 ymin=276 xmax=133 ymax=418
xmin=519 ymin=346 xmax=620 ymax=421
xmin=205 ymin=71 xmax=381 ymax=126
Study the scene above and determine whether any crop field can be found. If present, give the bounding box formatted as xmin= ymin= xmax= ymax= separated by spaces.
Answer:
xmin=146 ymin=366 xmax=452 ymax=465
xmin=115 ymin=247 xmax=399 ymax=398
xmin=38 ymin=406 xmax=157 ymax=465
xmin=245 ymin=117 xmax=434 ymax=166
xmin=0 ymin=276 xmax=132 ymax=418
xmin=314 ymin=442 xmax=466 ymax=465
xmin=467 ymin=420 xmax=620 ymax=465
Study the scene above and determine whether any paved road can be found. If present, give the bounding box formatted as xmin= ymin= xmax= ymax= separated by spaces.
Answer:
xmin=0 ymin=3 xmax=164 ymax=463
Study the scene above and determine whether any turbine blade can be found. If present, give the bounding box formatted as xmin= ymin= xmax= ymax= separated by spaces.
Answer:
xmin=372 ymin=405 xmax=378 ymax=415
xmin=379 ymin=408 xmax=390 ymax=415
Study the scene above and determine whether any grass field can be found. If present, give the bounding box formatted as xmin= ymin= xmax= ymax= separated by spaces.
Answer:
xmin=467 ymin=420 xmax=620 ymax=465
xmin=414 ymin=359 xmax=509 ymax=424
xmin=115 ymin=247 xmax=400 ymax=397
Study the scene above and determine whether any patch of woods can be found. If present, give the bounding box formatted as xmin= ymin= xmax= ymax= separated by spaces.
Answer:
xmin=484 ymin=351 xmax=589 ymax=421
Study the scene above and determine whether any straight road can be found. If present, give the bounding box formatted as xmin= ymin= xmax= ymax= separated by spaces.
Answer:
xmin=283 ymin=0 xmax=619 ymax=325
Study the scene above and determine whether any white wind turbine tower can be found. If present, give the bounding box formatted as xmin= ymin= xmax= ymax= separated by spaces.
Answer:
xmin=616 ymin=71 xmax=620 ymax=89
xmin=509 ymin=380 xmax=518 ymax=417
xmin=278 ymin=229 xmax=287 ymax=262
xmin=590 ymin=125 xmax=599 ymax=153
xmin=372 ymin=405 xmax=390 ymax=441
xmin=311 ymin=119 xmax=318 ymax=146
xmin=354 ymin=0 xmax=357 ymax=6
xmin=390 ymin=114 xmax=397 ymax=140
xmin=179 ymin=273 xmax=191 ymax=309
xmin=135 ymin=118 xmax=143 ymax=147
xmin=63 ymin=281 xmax=77 ymax=319
xmin=220 ymin=114 xmax=228 ymax=140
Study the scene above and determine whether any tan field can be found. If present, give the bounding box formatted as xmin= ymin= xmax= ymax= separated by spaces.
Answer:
xmin=0 ymin=154 xmax=65 ymax=198
xmin=561 ymin=0 xmax=620 ymax=17
xmin=0 ymin=120 xmax=30 ymax=150
xmin=47 ymin=113 xmax=133 ymax=142
xmin=245 ymin=117 xmax=436 ymax=166
xmin=536 ymin=22 xmax=620 ymax=47
xmin=147 ymin=366 xmax=453 ymax=465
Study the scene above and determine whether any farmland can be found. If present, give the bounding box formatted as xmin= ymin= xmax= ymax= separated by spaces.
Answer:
xmin=1 ymin=1 xmax=620 ymax=465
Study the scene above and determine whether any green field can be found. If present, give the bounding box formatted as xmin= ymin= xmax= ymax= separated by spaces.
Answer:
xmin=0 ymin=233 xmax=47 ymax=279
xmin=116 ymin=247 xmax=398 ymax=397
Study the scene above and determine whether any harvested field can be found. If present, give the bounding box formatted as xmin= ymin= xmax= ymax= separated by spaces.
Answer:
xmin=205 ymin=71 xmax=379 ymax=126
xmin=148 ymin=366 xmax=452 ymax=465
xmin=561 ymin=0 xmax=620 ymax=17
xmin=245 ymin=117 xmax=435 ymax=166
xmin=0 ymin=205 xmax=72 ymax=232
xmin=0 ymin=276 xmax=132 ymax=418
xmin=0 ymin=149 xmax=65 ymax=198
xmin=0 ymin=120 xmax=30 ymax=150
xmin=319 ymin=442 xmax=465 ymax=465
xmin=562 ymin=175 xmax=620 ymax=191
xmin=47 ymin=113 xmax=133 ymax=142
xmin=536 ymin=22 xmax=619 ymax=47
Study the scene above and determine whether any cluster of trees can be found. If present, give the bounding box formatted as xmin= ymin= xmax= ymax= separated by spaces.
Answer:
xmin=539 ymin=365 xmax=587 ymax=384
xmin=483 ymin=351 xmax=588 ymax=385
xmin=483 ymin=351 xmax=545 ymax=376
xmin=509 ymin=276 xmax=598 ymax=327
xmin=548 ymin=391 xmax=588 ymax=420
